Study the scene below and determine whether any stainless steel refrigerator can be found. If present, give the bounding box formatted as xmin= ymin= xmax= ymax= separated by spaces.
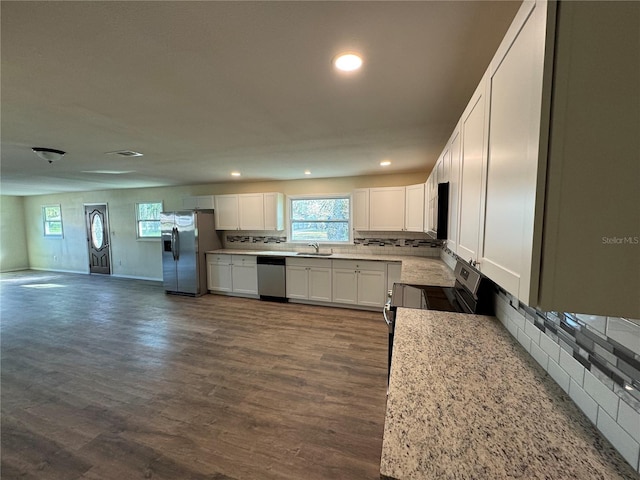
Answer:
xmin=161 ymin=210 xmax=221 ymax=296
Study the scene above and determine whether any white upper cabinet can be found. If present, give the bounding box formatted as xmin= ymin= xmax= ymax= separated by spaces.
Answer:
xmin=404 ymin=184 xmax=425 ymax=232
xmin=479 ymin=0 xmax=546 ymax=301
xmin=214 ymin=195 xmax=240 ymax=230
xmin=238 ymin=193 xmax=265 ymax=230
xmin=214 ymin=193 xmax=284 ymax=231
xmin=447 ymin=125 xmax=462 ymax=254
xmin=441 ymin=0 xmax=639 ymax=317
xmin=457 ymin=74 xmax=489 ymax=264
xmin=352 ymin=188 xmax=370 ymax=231
xmin=536 ymin=1 xmax=639 ymax=317
xmin=369 ymin=187 xmax=406 ymax=231
xmin=182 ymin=195 xmax=215 ymax=210
xmin=263 ymin=192 xmax=284 ymax=231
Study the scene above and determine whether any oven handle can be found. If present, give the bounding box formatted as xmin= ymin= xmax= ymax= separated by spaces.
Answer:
xmin=383 ymin=303 xmax=391 ymax=327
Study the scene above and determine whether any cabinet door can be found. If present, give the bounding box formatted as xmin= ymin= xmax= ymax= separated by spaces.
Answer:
xmin=286 ymin=265 xmax=309 ymax=299
xmin=208 ymin=263 xmax=232 ymax=292
xmin=196 ymin=195 xmax=215 ymax=209
xmin=231 ymin=264 xmax=258 ymax=295
xmin=214 ymin=195 xmax=239 ymax=230
xmin=369 ymin=187 xmax=406 ymax=231
xmin=352 ymin=188 xmax=370 ymax=231
xmin=447 ymin=126 xmax=462 ymax=253
xmin=332 ymin=268 xmax=358 ymax=305
xmin=404 ymin=184 xmax=424 ymax=232
xmin=357 ymin=269 xmax=386 ymax=308
xmin=264 ymin=193 xmax=284 ymax=231
xmin=457 ymin=74 xmax=488 ymax=263
xmin=238 ymin=194 xmax=265 ymax=230
xmin=480 ymin=0 xmax=545 ymax=299
xmin=308 ymin=267 xmax=332 ymax=302
xmin=427 ymin=172 xmax=438 ymax=233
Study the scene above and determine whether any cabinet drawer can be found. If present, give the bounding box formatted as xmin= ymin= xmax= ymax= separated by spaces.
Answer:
xmin=331 ymin=259 xmax=386 ymax=272
xmin=207 ymin=254 xmax=231 ymax=265
xmin=286 ymin=257 xmax=332 ymax=268
xmin=231 ymin=255 xmax=257 ymax=265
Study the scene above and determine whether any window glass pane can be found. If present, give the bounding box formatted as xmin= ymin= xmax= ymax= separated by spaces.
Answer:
xmin=45 ymin=222 xmax=62 ymax=236
xmin=291 ymin=198 xmax=349 ymax=221
xmin=136 ymin=202 xmax=162 ymax=238
xmin=43 ymin=205 xmax=63 ymax=237
xmin=137 ymin=202 xmax=162 ymax=221
xmin=291 ymin=221 xmax=349 ymax=242
xmin=138 ymin=220 xmax=161 ymax=238
xmin=44 ymin=205 xmax=61 ymax=221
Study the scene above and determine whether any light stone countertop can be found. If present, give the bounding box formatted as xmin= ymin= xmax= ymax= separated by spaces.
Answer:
xmin=205 ymin=249 xmax=456 ymax=287
xmin=381 ymin=308 xmax=639 ymax=480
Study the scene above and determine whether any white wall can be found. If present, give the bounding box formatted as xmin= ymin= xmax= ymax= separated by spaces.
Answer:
xmin=0 ymin=196 xmax=29 ymax=271
xmin=16 ymin=172 xmax=426 ymax=279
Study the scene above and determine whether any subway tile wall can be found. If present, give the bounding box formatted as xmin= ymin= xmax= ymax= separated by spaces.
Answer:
xmin=222 ymin=231 xmax=443 ymax=257
xmin=494 ymin=289 xmax=640 ymax=472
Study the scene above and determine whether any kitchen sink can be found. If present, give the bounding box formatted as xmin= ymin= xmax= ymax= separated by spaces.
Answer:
xmin=296 ymin=252 xmax=332 ymax=256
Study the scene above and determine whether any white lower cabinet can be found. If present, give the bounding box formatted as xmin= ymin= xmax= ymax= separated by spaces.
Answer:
xmin=207 ymin=254 xmax=257 ymax=295
xmin=231 ymin=255 xmax=258 ymax=295
xmin=331 ymin=260 xmax=386 ymax=308
xmin=285 ymin=258 xmax=331 ymax=302
xmin=211 ymin=254 xmax=395 ymax=311
xmin=207 ymin=254 xmax=232 ymax=292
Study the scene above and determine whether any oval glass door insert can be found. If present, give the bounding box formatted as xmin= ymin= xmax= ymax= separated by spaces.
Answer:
xmin=91 ymin=214 xmax=104 ymax=249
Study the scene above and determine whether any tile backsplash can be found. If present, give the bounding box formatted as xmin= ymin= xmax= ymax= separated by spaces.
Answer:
xmin=222 ymin=231 xmax=443 ymax=257
xmin=493 ymin=285 xmax=640 ymax=471
xmin=441 ymin=248 xmax=640 ymax=471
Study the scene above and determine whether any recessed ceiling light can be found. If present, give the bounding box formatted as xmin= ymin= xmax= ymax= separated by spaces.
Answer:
xmin=380 ymin=160 xmax=392 ymax=167
xmin=304 ymin=170 xmax=311 ymax=175
xmin=231 ymin=171 xmax=241 ymax=177
xmin=333 ymin=52 xmax=363 ymax=72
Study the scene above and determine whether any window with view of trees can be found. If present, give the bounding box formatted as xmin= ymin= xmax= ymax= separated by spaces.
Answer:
xmin=136 ymin=202 xmax=163 ymax=238
xmin=289 ymin=196 xmax=350 ymax=243
xmin=43 ymin=205 xmax=63 ymax=237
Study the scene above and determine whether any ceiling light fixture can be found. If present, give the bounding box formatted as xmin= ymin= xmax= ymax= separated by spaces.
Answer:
xmin=231 ymin=171 xmax=241 ymax=177
xmin=81 ymin=170 xmax=136 ymax=175
xmin=304 ymin=170 xmax=311 ymax=175
xmin=380 ymin=160 xmax=392 ymax=167
xmin=105 ymin=150 xmax=143 ymax=157
xmin=32 ymin=147 xmax=65 ymax=164
xmin=333 ymin=52 xmax=363 ymax=72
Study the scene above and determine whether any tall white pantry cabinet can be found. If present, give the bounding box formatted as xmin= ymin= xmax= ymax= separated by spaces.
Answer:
xmin=441 ymin=0 xmax=639 ymax=318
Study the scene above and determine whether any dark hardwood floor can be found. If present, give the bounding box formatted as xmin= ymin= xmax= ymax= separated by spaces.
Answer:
xmin=0 ymin=271 xmax=389 ymax=480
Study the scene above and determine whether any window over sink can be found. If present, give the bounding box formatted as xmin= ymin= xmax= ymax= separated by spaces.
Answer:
xmin=288 ymin=195 xmax=350 ymax=243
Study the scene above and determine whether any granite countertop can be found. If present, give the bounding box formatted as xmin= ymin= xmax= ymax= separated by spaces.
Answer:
xmin=205 ymin=249 xmax=456 ymax=287
xmin=381 ymin=309 xmax=639 ymax=479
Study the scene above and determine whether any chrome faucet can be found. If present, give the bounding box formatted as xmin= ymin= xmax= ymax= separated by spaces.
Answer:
xmin=308 ymin=242 xmax=320 ymax=253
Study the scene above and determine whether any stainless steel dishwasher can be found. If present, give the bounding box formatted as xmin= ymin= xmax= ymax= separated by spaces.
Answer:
xmin=257 ymin=256 xmax=288 ymax=302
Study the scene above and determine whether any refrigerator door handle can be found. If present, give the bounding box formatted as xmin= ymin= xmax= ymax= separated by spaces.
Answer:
xmin=171 ymin=227 xmax=176 ymax=261
xmin=173 ymin=227 xmax=180 ymax=261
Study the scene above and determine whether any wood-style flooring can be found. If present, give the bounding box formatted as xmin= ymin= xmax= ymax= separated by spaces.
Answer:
xmin=1 ymin=271 xmax=389 ymax=480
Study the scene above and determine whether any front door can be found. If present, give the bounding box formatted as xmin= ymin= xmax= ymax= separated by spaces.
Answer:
xmin=85 ymin=205 xmax=111 ymax=275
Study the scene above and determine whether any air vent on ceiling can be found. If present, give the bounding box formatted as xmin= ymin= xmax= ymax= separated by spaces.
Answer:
xmin=106 ymin=150 xmax=143 ymax=157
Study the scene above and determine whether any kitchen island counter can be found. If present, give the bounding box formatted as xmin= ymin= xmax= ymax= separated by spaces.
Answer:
xmin=381 ymin=308 xmax=638 ymax=479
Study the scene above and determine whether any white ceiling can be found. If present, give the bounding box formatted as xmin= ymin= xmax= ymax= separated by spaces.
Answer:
xmin=1 ymin=0 xmax=521 ymax=196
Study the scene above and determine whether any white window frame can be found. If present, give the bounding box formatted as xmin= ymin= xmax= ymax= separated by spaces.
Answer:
xmin=135 ymin=201 xmax=163 ymax=240
xmin=42 ymin=204 xmax=63 ymax=238
xmin=288 ymin=194 xmax=352 ymax=244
